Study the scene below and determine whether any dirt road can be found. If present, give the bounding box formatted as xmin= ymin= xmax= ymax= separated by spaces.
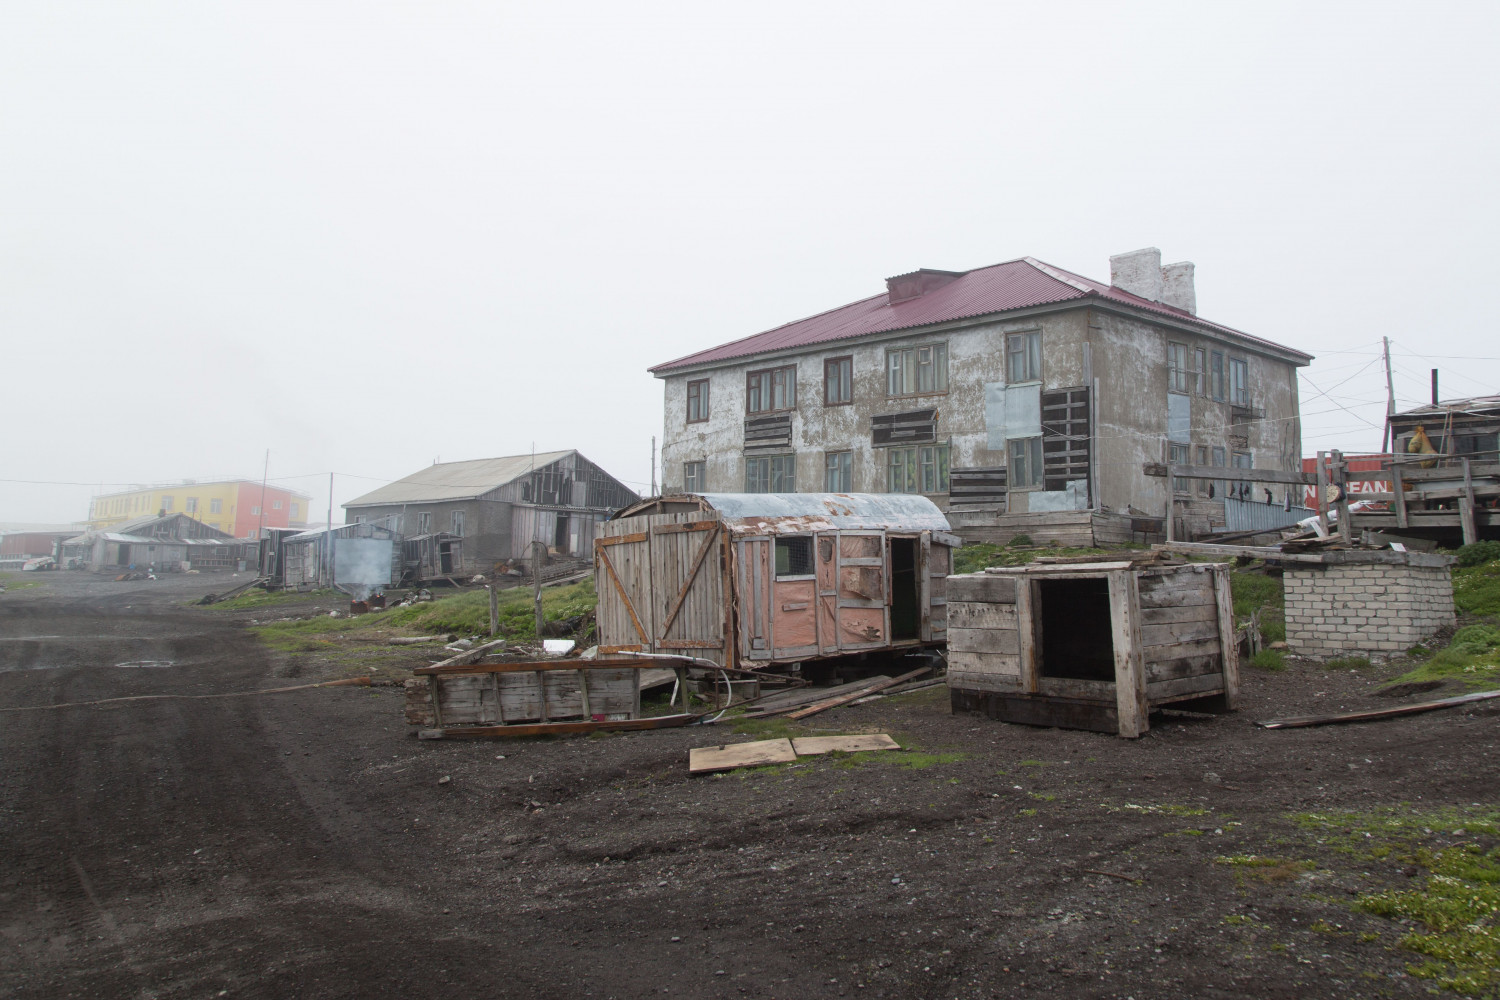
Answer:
xmin=2 ymin=573 xmax=1496 ymax=998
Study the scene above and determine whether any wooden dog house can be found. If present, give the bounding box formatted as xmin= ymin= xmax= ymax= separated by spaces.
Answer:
xmin=595 ymin=493 xmax=959 ymax=670
xmin=945 ymin=560 xmax=1239 ymax=737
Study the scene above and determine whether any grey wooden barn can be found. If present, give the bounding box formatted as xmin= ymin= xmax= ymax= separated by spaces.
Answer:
xmin=945 ymin=559 xmax=1239 ymax=737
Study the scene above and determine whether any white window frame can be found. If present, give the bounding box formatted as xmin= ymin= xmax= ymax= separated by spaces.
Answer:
xmin=684 ymin=461 xmax=706 ymax=492
xmin=1009 ymin=437 xmax=1044 ymax=490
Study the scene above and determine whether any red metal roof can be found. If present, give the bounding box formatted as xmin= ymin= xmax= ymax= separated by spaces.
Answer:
xmin=650 ymin=257 xmax=1311 ymax=373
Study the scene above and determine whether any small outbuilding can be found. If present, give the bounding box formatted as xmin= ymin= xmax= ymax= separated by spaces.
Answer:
xmin=596 ymin=493 xmax=958 ymax=671
xmin=945 ymin=559 xmax=1239 ymax=737
xmin=280 ymin=521 xmax=401 ymax=595
xmin=400 ymin=532 xmax=468 ymax=585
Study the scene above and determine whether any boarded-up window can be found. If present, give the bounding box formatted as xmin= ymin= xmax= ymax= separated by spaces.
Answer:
xmin=1041 ymin=387 xmax=1090 ymax=493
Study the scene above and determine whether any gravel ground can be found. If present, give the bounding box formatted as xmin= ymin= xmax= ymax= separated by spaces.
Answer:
xmin=2 ymin=570 xmax=1497 ymax=999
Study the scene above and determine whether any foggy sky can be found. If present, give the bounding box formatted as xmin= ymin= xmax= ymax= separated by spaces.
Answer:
xmin=4 ymin=1 xmax=1497 ymax=525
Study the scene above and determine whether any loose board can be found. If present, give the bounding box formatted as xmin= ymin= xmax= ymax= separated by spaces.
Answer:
xmin=689 ymin=738 xmax=796 ymax=774
xmin=790 ymin=734 xmax=900 ymax=755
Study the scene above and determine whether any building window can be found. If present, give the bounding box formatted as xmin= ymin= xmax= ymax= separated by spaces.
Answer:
xmin=451 ymin=510 xmax=464 ymax=536
xmin=745 ymin=454 xmax=795 ymax=493
xmin=417 ymin=512 xmax=432 ymax=533
xmin=272 ymin=500 xmax=282 ymax=510
xmin=684 ymin=461 xmax=705 ymax=492
xmin=888 ymin=444 xmax=950 ymax=493
xmin=686 ymin=379 xmax=710 ymax=423
xmin=209 ymin=498 xmax=223 ymax=514
xmin=247 ymin=529 xmax=257 ymax=540
xmin=1167 ymin=342 xmax=1189 ymax=393
xmin=1008 ymin=437 xmax=1043 ymax=489
xmin=1006 ymin=332 xmax=1041 ymax=384
xmin=185 ymin=497 xmax=199 ymax=513
xmin=1195 ymin=445 xmax=1211 ymax=497
xmin=1210 ymin=351 xmax=1225 ymax=401
xmin=1170 ymin=443 xmax=1191 ymax=493
xmin=746 ymin=366 xmax=796 ymax=414
xmin=161 ymin=495 xmax=174 ymax=511
xmin=824 ymin=357 xmax=852 ymax=406
xmin=824 ymin=451 xmax=851 ymax=492
xmin=1228 ymin=358 xmax=1249 ymax=406
xmin=774 ymin=536 xmax=814 ymax=578
xmin=886 ymin=343 xmax=948 ymax=396
xmin=290 ymin=502 xmax=299 ymax=517
xmin=1194 ymin=348 xmax=1206 ymax=396
xmin=251 ymin=506 xmax=261 ymax=516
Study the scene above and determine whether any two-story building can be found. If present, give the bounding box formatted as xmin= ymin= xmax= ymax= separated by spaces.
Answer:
xmin=651 ymin=249 xmax=1313 ymax=545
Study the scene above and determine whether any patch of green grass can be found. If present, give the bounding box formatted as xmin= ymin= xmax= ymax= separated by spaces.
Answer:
xmin=729 ymin=716 xmax=806 ymax=739
xmin=1104 ymin=802 xmax=1210 ymax=817
xmin=1215 ymin=855 xmax=1316 ymax=883
xmin=1455 ymin=540 xmax=1500 ymax=568
xmin=1381 ymin=623 xmax=1500 ymax=690
xmin=1028 ymin=791 xmax=1055 ymax=802
xmin=1231 ymin=570 xmax=1285 ymax=646
xmin=204 ymin=587 xmax=341 ymax=610
xmin=896 ymin=751 xmax=967 ymax=770
xmin=951 ymin=544 xmax=1130 ymax=575
xmin=1356 ymin=842 xmax=1500 ymax=995
xmin=1018 ymin=807 xmax=1038 ymax=817
xmin=1454 ymin=561 xmax=1500 ymax=616
xmin=0 ymin=571 xmax=44 ymax=591
xmin=1249 ymin=649 xmax=1285 ymax=671
xmin=1290 ymin=805 xmax=1500 ymax=856
xmin=248 ymin=578 xmax=599 ymax=652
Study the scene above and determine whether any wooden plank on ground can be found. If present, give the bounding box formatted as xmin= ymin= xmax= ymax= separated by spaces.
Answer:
xmin=790 ymin=734 xmax=900 ymax=755
xmin=689 ymin=738 xmax=796 ymax=774
xmin=1257 ymin=689 xmax=1500 ymax=729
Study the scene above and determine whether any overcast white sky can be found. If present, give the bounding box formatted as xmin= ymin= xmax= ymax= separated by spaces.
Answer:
xmin=4 ymin=1 xmax=1498 ymax=525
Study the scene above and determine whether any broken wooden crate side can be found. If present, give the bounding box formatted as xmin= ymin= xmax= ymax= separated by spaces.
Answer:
xmin=945 ymin=562 xmax=1239 ymax=737
xmin=404 ymin=659 xmax=645 ymax=730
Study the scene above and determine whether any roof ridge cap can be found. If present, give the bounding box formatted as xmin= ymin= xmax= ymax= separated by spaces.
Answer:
xmin=1022 ymin=257 xmax=1097 ymax=295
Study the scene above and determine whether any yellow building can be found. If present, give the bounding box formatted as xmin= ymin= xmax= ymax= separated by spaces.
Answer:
xmin=87 ymin=480 xmax=311 ymax=538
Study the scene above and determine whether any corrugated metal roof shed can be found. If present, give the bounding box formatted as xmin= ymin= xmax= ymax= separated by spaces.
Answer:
xmin=343 ymin=451 xmax=574 ymax=506
xmin=650 ymin=257 xmax=1311 ymax=373
xmin=1394 ymin=395 xmax=1500 ymax=419
xmin=618 ymin=492 xmax=951 ymax=534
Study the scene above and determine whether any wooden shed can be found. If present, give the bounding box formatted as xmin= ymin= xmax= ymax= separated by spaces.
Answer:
xmin=400 ymin=532 xmax=468 ymax=584
xmin=595 ymin=493 xmax=959 ymax=671
xmin=945 ymin=559 xmax=1239 ymax=737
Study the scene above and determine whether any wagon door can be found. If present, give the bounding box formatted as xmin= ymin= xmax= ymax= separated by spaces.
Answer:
xmin=834 ymin=530 xmax=888 ymax=650
xmin=594 ymin=524 xmax=653 ymax=655
xmin=649 ymin=514 xmax=729 ymax=665
xmin=735 ymin=537 xmax=774 ymax=661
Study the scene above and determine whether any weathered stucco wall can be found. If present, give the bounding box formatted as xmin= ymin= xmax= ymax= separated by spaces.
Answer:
xmin=659 ymin=302 xmax=1303 ymax=518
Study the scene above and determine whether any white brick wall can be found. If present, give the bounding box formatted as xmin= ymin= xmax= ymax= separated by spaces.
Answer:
xmin=1284 ymin=560 xmax=1454 ymax=659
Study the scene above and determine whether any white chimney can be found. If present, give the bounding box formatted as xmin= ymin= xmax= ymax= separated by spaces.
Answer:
xmin=1109 ymin=247 xmax=1162 ymax=302
xmin=1109 ymin=248 xmax=1197 ymax=315
xmin=1160 ymin=261 xmax=1196 ymax=315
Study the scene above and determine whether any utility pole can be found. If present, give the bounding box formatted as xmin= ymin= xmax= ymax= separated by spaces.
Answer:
xmin=1382 ymin=336 xmax=1396 ymax=454
xmin=326 ymin=471 xmax=334 ymax=588
xmin=650 ymin=435 xmax=657 ymax=497
xmin=257 ymin=450 xmax=269 ymax=542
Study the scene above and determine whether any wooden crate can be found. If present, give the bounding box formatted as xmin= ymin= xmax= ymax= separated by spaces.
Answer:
xmin=946 ymin=561 xmax=1238 ymax=737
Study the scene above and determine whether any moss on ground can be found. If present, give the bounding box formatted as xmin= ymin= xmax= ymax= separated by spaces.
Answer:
xmin=0 ymin=571 xmax=45 ymax=591
xmin=1383 ymin=622 xmax=1500 ymax=690
xmin=1288 ymin=806 xmax=1500 ymax=995
xmin=204 ymin=587 xmax=342 ymax=610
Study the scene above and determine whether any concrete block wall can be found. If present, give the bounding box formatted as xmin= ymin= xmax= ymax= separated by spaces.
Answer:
xmin=1284 ymin=561 xmax=1454 ymax=659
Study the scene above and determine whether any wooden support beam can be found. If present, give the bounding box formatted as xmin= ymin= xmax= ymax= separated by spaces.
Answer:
xmin=1108 ymin=570 xmax=1148 ymax=738
xmin=1163 ymin=464 xmax=1316 ymax=486
xmin=1391 ymin=462 xmax=1408 ymax=528
xmin=1461 ymin=459 xmax=1479 ymax=546
xmin=1211 ymin=565 xmax=1239 ymax=710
